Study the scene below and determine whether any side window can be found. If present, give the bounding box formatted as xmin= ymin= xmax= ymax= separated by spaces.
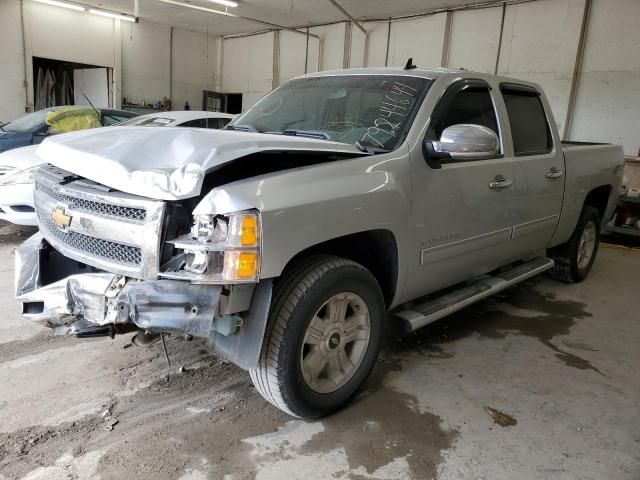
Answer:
xmin=102 ymin=115 xmax=126 ymax=126
xmin=501 ymin=87 xmax=552 ymax=156
xmin=205 ymin=118 xmax=222 ymax=129
xmin=180 ymin=119 xmax=206 ymax=128
xmin=429 ymin=85 xmax=499 ymax=141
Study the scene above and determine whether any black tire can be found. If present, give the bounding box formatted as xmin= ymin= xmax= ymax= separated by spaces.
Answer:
xmin=249 ymin=255 xmax=385 ymax=419
xmin=548 ymin=206 xmax=601 ymax=283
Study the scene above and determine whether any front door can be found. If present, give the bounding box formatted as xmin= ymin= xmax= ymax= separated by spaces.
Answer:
xmin=405 ymin=79 xmax=521 ymax=301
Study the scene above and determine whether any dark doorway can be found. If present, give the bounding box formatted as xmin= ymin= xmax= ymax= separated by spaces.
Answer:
xmin=32 ymin=57 xmax=109 ymax=111
xmin=225 ymin=94 xmax=243 ymax=114
xmin=202 ymin=91 xmax=243 ymax=114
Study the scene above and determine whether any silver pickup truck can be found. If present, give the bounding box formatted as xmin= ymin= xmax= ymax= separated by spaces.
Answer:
xmin=15 ymin=67 xmax=623 ymax=419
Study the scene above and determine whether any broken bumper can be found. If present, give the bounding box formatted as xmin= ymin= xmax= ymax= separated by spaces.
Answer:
xmin=15 ymin=233 xmax=222 ymax=338
xmin=15 ymin=233 xmax=273 ymax=370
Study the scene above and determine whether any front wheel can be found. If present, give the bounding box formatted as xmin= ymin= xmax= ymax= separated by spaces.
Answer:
xmin=548 ymin=205 xmax=601 ymax=283
xmin=249 ymin=256 xmax=385 ymax=419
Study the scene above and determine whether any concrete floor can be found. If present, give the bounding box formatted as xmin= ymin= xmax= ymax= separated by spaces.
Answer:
xmin=0 ymin=220 xmax=639 ymax=480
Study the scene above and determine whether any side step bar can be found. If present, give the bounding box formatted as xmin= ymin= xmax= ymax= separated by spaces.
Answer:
xmin=395 ymin=257 xmax=554 ymax=332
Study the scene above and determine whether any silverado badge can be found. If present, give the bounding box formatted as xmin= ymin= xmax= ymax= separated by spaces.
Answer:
xmin=51 ymin=207 xmax=72 ymax=229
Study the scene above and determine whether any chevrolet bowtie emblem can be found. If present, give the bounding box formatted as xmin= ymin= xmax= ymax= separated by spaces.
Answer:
xmin=51 ymin=207 xmax=72 ymax=229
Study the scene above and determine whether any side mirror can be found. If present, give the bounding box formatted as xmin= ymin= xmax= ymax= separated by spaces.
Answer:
xmin=424 ymin=124 xmax=500 ymax=169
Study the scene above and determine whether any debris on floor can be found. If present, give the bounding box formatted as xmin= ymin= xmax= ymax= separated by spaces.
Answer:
xmin=484 ymin=407 xmax=518 ymax=427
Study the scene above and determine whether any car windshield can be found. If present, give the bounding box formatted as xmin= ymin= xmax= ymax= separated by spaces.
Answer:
xmin=234 ymin=75 xmax=431 ymax=152
xmin=4 ymin=110 xmax=52 ymax=133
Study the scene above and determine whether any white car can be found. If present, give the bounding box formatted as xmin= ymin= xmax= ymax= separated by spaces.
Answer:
xmin=117 ymin=110 xmax=236 ymax=129
xmin=0 ymin=145 xmax=40 ymax=226
xmin=0 ymin=111 xmax=236 ymax=226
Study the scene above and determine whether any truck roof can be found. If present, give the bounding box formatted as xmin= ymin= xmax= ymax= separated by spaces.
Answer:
xmin=297 ymin=66 xmax=541 ymax=90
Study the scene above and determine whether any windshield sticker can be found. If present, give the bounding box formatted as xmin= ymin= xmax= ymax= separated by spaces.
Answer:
xmin=360 ymin=81 xmax=418 ymax=148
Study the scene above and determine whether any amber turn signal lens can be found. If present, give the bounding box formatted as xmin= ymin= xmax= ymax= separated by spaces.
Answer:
xmin=240 ymin=216 xmax=258 ymax=246
xmin=224 ymin=251 xmax=258 ymax=280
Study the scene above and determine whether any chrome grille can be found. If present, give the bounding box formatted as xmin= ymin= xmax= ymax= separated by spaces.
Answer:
xmin=34 ymin=165 xmax=165 ymax=279
xmin=35 ymin=181 xmax=147 ymax=221
xmin=39 ymin=214 xmax=142 ymax=265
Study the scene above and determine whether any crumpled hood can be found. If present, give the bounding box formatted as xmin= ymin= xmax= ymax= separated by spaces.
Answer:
xmin=35 ymin=126 xmax=363 ymax=200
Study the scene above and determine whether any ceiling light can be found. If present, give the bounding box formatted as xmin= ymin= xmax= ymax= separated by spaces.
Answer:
xmin=88 ymin=9 xmax=137 ymax=22
xmin=204 ymin=0 xmax=238 ymax=7
xmin=33 ymin=0 xmax=85 ymax=11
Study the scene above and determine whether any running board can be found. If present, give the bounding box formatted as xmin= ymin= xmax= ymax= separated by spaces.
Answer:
xmin=395 ymin=257 xmax=554 ymax=332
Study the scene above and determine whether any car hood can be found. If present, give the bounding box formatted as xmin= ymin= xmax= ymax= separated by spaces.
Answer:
xmin=35 ymin=126 xmax=364 ymax=200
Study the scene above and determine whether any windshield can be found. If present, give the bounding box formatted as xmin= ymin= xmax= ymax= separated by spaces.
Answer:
xmin=234 ymin=75 xmax=431 ymax=151
xmin=4 ymin=110 xmax=52 ymax=133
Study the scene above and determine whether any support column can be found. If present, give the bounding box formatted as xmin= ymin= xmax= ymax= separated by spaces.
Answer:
xmin=563 ymin=0 xmax=592 ymax=141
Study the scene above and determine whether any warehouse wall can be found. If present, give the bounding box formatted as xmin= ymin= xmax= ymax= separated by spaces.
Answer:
xmin=387 ymin=14 xmax=447 ymax=68
xmin=121 ymin=23 xmax=219 ymax=110
xmin=121 ymin=21 xmax=170 ymax=107
xmin=233 ymin=0 xmax=636 ymax=154
xmin=0 ymin=0 xmax=219 ymax=121
xmin=0 ymin=0 xmax=26 ymax=123
xmin=497 ymin=0 xmax=585 ymax=138
xmin=172 ymin=29 xmax=219 ymax=111
xmin=222 ymin=32 xmax=275 ymax=111
xmin=447 ymin=7 xmax=502 ymax=73
xmin=570 ymin=0 xmax=640 ymax=156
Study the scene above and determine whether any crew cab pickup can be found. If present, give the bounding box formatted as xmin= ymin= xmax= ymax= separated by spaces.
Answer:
xmin=15 ymin=67 xmax=623 ymax=418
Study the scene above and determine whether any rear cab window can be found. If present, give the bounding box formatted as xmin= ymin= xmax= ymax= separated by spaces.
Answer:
xmin=500 ymin=84 xmax=553 ymax=156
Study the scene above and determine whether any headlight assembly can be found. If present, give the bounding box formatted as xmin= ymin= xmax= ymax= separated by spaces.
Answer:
xmin=164 ymin=210 xmax=261 ymax=283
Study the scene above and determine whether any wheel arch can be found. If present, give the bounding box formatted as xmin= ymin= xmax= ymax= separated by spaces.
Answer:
xmin=583 ymin=184 xmax=612 ymax=220
xmin=277 ymin=229 xmax=399 ymax=308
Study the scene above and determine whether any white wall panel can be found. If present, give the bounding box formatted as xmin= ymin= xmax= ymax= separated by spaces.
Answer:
xmin=497 ymin=0 xmax=585 ymax=133
xmin=570 ymin=0 xmax=640 ymax=155
xmin=279 ymin=31 xmax=307 ymax=84
xmin=23 ymin=2 xmax=115 ymax=68
xmin=363 ymin=22 xmax=390 ymax=67
xmin=349 ymin=25 xmax=366 ymax=68
xmin=309 ymin=23 xmax=346 ymax=71
xmin=222 ymin=32 xmax=274 ymax=111
xmin=121 ymin=21 xmax=171 ymax=106
xmin=387 ymin=14 xmax=447 ymax=69
xmin=0 ymin=0 xmax=26 ymax=122
xmin=306 ymin=36 xmax=320 ymax=73
xmin=172 ymin=29 xmax=218 ymax=110
xmin=448 ymin=7 xmax=502 ymax=73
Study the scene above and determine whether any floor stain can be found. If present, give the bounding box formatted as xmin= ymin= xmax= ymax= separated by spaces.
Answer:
xmin=93 ymin=353 xmax=288 ymax=480
xmin=300 ymin=387 xmax=457 ymax=480
xmin=0 ymin=415 xmax=102 ymax=478
xmin=388 ymin=281 xmax=605 ymax=376
xmin=484 ymin=406 xmax=517 ymax=427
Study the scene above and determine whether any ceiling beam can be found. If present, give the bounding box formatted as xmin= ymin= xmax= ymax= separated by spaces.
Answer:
xmin=151 ymin=0 xmax=319 ymax=39
xmin=326 ymin=0 xmax=367 ymax=34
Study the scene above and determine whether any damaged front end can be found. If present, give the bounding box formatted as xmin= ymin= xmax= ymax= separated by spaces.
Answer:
xmin=15 ymin=232 xmax=272 ymax=370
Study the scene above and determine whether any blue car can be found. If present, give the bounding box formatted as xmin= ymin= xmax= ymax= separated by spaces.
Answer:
xmin=0 ymin=106 xmax=137 ymax=154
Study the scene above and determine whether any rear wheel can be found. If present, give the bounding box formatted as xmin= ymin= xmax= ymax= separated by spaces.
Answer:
xmin=548 ymin=206 xmax=601 ymax=283
xmin=249 ymin=256 xmax=385 ymax=419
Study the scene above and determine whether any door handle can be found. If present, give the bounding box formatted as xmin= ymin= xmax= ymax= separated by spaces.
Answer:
xmin=489 ymin=175 xmax=513 ymax=190
xmin=545 ymin=167 xmax=564 ymax=179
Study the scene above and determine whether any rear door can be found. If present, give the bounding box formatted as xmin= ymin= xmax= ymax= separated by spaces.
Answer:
xmin=499 ymin=84 xmax=564 ymax=259
xmin=406 ymin=78 xmax=521 ymax=300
